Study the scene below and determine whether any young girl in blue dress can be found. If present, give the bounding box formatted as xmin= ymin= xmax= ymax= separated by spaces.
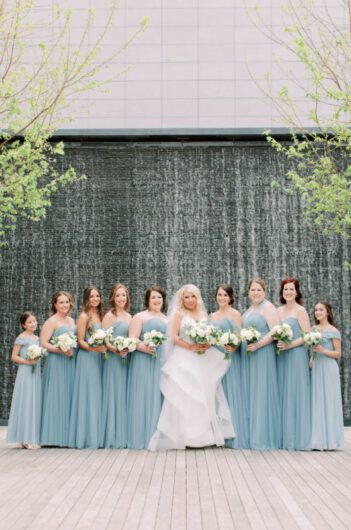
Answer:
xmin=68 ymin=286 xmax=105 ymax=449
xmin=7 ymin=312 xmax=42 ymax=449
xmin=40 ymin=291 xmax=76 ymax=446
xmin=311 ymin=301 xmax=344 ymax=450
xmin=100 ymin=283 xmax=132 ymax=448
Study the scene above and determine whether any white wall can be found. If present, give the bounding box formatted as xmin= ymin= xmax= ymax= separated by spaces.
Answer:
xmin=31 ymin=0 xmax=340 ymax=130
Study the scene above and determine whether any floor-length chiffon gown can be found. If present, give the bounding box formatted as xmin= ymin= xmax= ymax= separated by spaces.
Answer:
xmin=100 ymin=320 xmax=129 ymax=448
xmin=214 ymin=318 xmax=249 ymax=449
xmin=311 ymin=329 xmax=344 ymax=450
xmin=41 ymin=325 xmax=76 ymax=446
xmin=127 ymin=317 xmax=167 ymax=449
xmin=148 ymin=315 xmax=234 ymax=450
xmin=277 ymin=317 xmax=311 ymax=450
xmin=68 ymin=323 xmax=102 ymax=449
xmin=7 ymin=336 xmax=42 ymax=445
xmin=242 ymin=303 xmax=281 ymax=450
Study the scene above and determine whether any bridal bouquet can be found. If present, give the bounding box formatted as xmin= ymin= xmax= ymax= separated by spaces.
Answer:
xmin=218 ymin=331 xmax=241 ymax=360
xmin=271 ymin=323 xmax=293 ymax=354
xmin=88 ymin=328 xmax=113 ymax=360
xmin=111 ymin=336 xmax=138 ymax=365
xmin=185 ymin=320 xmax=220 ymax=355
xmin=26 ymin=345 xmax=47 ymax=373
xmin=51 ymin=332 xmax=77 ymax=359
xmin=240 ymin=326 xmax=261 ymax=356
xmin=143 ymin=330 xmax=167 ymax=359
xmin=303 ymin=330 xmax=322 ymax=361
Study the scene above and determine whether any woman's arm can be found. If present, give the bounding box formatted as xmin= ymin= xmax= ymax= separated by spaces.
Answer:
xmin=277 ymin=308 xmax=311 ymax=351
xmin=172 ymin=313 xmax=208 ymax=352
xmin=313 ymin=337 xmax=341 ymax=360
xmin=40 ymin=319 xmax=70 ymax=356
xmin=129 ymin=314 xmax=155 ymax=355
xmin=77 ymin=313 xmax=106 ymax=353
xmin=11 ymin=343 xmax=36 ymax=366
xmin=247 ymin=303 xmax=279 ymax=353
xmin=102 ymin=312 xmax=118 ymax=354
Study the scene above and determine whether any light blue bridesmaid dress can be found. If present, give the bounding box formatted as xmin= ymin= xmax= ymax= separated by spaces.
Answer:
xmin=7 ymin=335 xmax=42 ymax=445
xmin=68 ymin=323 xmax=103 ymax=449
xmin=127 ymin=317 xmax=166 ymax=449
xmin=277 ymin=317 xmax=311 ymax=450
xmin=311 ymin=329 xmax=344 ymax=449
xmin=100 ymin=320 xmax=129 ymax=448
xmin=213 ymin=318 xmax=249 ymax=449
xmin=41 ymin=325 xmax=76 ymax=446
xmin=242 ymin=303 xmax=281 ymax=450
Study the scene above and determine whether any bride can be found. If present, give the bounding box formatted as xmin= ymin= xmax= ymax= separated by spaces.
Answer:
xmin=148 ymin=284 xmax=235 ymax=450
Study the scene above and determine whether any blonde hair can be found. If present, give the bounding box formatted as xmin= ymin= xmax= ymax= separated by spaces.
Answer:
xmin=176 ymin=284 xmax=203 ymax=317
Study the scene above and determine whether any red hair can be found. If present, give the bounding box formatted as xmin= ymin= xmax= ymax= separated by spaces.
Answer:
xmin=279 ymin=277 xmax=303 ymax=305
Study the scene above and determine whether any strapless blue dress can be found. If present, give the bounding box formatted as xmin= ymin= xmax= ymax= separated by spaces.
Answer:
xmin=277 ymin=317 xmax=311 ymax=450
xmin=41 ymin=325 xmax=76 ymax=446
xmin=68 ymin=323 xmax=102 ymax=448
xmin=214 ymin=318 xmax=249 ymax=449
xmin=100 ymin=320 xmax=129 ymax=448
xmin=127 ymin=318 xmax=166 ymax=449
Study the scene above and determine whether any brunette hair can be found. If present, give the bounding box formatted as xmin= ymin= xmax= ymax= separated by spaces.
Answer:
xmin=247 ymin=278 xmax=266 ymax=292
xmin=108 ymin=283 xmax=131 ymax=314
xmin=50 ymin=290 xmax=74 ymax=315
xmin=20 ymin=311 xmax=36 ymax=329
xmin=279 ymin=277 xmax=303 ymax=305
xmin=314 ymin=300 xmax=336 ymax=327
xmin=145 ymin=285 xmax=166 ymax=311
xmin=82 ymin=286 xmax=104 ymax=332
xmin=215 ymin=284 xmax=234 ymax=305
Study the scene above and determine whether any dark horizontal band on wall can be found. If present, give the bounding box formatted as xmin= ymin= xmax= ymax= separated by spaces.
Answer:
xmin=50 ymin=127 xmax=301 ymax=142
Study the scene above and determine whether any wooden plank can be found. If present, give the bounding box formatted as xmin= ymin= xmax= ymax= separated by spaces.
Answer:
xmin=185 ymin=450 xmax=202 ymax=530
xmin=0 ymin=427 xmax=351 ymax=530
xmin=154 ymin=450 xmax=176 ymax=530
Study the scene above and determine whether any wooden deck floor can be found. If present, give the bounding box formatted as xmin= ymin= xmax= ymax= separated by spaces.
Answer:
xmin=0 ymin=427 xmax=350 ymax=529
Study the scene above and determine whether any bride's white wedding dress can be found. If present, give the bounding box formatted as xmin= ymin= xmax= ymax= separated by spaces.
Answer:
xmin=148 ymin=315 xmax=235 ymax=450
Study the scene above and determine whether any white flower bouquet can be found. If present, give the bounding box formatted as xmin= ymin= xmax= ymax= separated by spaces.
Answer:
xmin=51 ymin=332 xmax=77 ymax=359
xmin=185 ymin=320 xmax=220 ymax=355
xmin=26 ymin=345 xmax=47 ymax=372
xmin=143 ymin=330 xmax=167 ymax=359
xmin=240 ymin=326 xmax=261 ymax=356
xmin=88 ymin=327 xmax=113 ymax=360
xmin=271 ymin=323 xmax=293 ymax=354
xmin=303 ymin=330 xmax=322 ymax=361
xmin=218 ymin=331 xmax=241 ymax=360
xmin=111 ymin=336 xmax=138 ymax=365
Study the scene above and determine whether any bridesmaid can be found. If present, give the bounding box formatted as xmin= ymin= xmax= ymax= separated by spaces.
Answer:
xmin=7 ymin=312 xmax=42 ymax=449
xmin=311 ymin=301 xmax=344 ymax=450
xmin=211 ymin=284 xmax=249 ymax=449
xmin=40 ymin=291 xmax=75 ymax=446
xmin=127 ymin=285 xmax=167 ymax=449
xmin=243 ymin=278 xmax=281 ymax=450
xmin=277 ymin=278 xmax=311 ymax=450
xmin=100 ymin=283 xmax=132 ymax=449
xmin=68 ymin=286 xmax=105 ymax=449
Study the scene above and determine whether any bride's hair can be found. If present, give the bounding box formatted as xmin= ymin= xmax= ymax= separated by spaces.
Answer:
xmin=175 ymin=284 xmax=203 ymax=316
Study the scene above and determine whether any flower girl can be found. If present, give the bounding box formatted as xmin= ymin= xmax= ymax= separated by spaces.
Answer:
xmin=7 ymin=312 xmax=45 ymax=449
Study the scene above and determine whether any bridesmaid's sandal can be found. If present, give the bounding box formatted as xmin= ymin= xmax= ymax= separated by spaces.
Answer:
xmin=27 ymin=444 xmax=41 ymax=450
